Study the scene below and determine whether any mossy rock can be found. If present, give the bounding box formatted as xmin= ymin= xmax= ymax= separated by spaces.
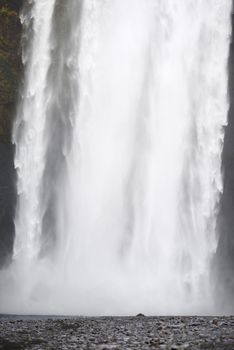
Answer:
xmin=0 ymin=0 xmax=23 ymax=12
xmin=0 ymin=1 xmax=22 ymax=143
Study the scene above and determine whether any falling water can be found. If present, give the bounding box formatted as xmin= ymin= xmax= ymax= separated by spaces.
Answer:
xmin=0 ymin=0 xmax=232 ymax=315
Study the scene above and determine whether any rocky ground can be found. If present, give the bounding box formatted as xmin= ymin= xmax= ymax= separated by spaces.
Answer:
xmin=0 ymin=315 xmax=234 ymax=349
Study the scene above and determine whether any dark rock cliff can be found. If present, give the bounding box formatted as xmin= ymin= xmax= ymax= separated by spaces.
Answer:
xmin=215 ymin=7 xmax=234 ymax=312
xmin=0 ymin=0 xmax=22 ymax=142
xmin=0 ymin=0 xmax=22 ymax=265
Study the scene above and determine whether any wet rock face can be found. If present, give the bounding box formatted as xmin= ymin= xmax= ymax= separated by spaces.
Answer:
xmin=0 ymin=0 xmax=22 ymax=142
xmin=0 ymin=316 xmax=234 ymax=350
xmin=0 ymin=0 xmax=22 ymax=266
xmin=0 ymin=142 xmax=15 ymax=266
xmin=216 ymin=6 xmax=234 ymax=312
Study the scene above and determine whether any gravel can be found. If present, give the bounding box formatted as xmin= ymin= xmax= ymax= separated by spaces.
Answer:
xmin=0 ymin=315 xmax=234 ymax=349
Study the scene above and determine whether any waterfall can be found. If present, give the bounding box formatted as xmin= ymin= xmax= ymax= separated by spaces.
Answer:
xmin=0 ymin=0 xmax=232 ymax=315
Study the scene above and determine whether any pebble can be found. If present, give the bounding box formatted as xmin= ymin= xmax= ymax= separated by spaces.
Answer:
xmin=0 ymin=315 xmax=233 ymax=349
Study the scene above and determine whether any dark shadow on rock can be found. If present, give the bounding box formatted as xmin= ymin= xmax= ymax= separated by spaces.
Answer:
xmin=0 ymin=142 xmax=16 ymax=266
xmin=215 ymin=3 xmax=234 ymax=312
